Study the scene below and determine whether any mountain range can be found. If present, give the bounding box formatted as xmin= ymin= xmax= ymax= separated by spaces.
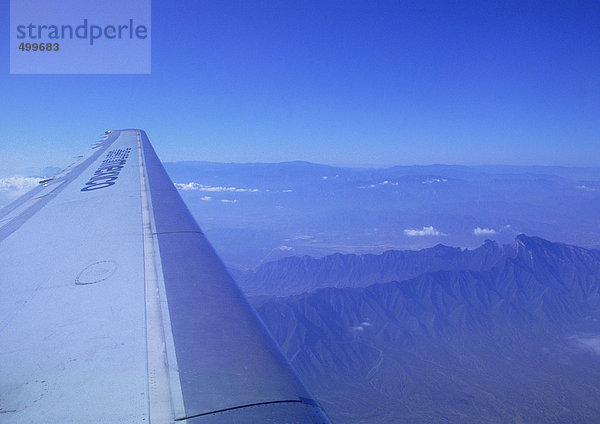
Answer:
xmin=245 ymin=235 xmax=600 ymax=423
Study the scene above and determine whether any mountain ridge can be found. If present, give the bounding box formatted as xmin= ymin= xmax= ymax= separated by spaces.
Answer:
xmin=239 ymin=239 xmax=514 ymax=296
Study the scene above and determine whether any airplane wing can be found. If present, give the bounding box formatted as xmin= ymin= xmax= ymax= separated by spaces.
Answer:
xmin=0 ymin=129 xmax=331 ymax=423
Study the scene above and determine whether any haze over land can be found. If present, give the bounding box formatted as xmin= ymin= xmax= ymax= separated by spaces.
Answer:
xmin=3 ymin=160 xmax=598 ymax=268
xmin=161 ymin=161 xmax=600 ymax=269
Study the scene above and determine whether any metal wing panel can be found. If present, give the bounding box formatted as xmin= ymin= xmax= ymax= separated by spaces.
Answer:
xmin=0 ymin=131 xmax=149 ymax=422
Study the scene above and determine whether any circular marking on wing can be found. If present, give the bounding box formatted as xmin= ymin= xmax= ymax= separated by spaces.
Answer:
xmin=0 ymin=380 xmax=49 ymax=414
xmin=76 ymin=260 xmax=118 ymax=285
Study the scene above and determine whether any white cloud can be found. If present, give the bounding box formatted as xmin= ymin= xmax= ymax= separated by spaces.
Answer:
xmin=278 ymin=245 xmax=293 ymax=251
xmin=0 ymin=176 xmax=42 ymax=206
xmin=174 ymin=182 xmax=259 ymax=192
xmin=0 ymin=176 xmax=42 ymax=192
xmin=576 ymin=185 xmax=598 ymax=192
xmin=322 ymin=176 xmax=328 ymax=180
xmin=291 ymin=235 xmax=314 ymax=240
xmin=201 ymin=196 xmax=212 ymax=201
xmin=174 ymin=182 xmax=198 ymax=190
xmin=282 ymin=189 xmax=293 ymax=193
xmin=404 ymin=226 xmax=446 ymax=237
xmin=571 ymin=335 xmax=600 ymax=355
xmin=473 ymin=225 xmax=513 ymax=235
xmin=352 ymin=321 xmax=372 ymax=332
xmin=473 ymin=227 xmax=497 ymax=236
xmin=422 ymin=178 xmax=448 ymax=184
xmin=220 ymin=199 xmax=238 ymax=203
xmin=358 ymin=180 xmax=399 ymax=189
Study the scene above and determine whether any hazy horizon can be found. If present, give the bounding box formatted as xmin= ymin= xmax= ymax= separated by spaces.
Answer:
xmin=3 ymin=157 xmax=600 ymax=177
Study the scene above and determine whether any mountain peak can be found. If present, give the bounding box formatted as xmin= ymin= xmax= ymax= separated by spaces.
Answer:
xmin=516 ymin=233 xmax=543 ymax=245
xmin=430 ymin=243 xmax=460 ymax=252
xmin=514 ymin=234 xmax=562 ymax=255
xmin=482 ymin=239 xmax=499 ymax=247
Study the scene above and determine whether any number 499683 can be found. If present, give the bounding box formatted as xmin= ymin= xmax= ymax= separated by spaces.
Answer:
xmin=18 ymin=42 xmax=59 ymax=52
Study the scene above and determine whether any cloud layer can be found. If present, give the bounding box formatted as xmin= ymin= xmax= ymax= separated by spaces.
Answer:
xmin=404 ymin=226 xmax=446 ymax=237
xmin=422 ymin=178 xmax=448 ymax=184
xmin=0 ymin=176 xmax=42 ymax=192
xmin=0 ymin=176 xmax=42 ymax=206
xmin=174 ymin=182 xmax=259 ymax=192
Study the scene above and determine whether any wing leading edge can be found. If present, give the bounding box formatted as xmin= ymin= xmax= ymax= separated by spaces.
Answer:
xmin=0 ymin=129 xmax=331 ymax=423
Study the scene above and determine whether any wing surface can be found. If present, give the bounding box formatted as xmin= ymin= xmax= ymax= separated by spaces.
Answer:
xmin=0 ymin=129 xmax=331 ymax=423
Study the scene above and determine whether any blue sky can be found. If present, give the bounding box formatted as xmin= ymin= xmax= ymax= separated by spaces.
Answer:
xmin=1 ymin=0 xmax=599 ymax=174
